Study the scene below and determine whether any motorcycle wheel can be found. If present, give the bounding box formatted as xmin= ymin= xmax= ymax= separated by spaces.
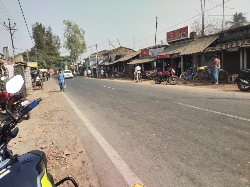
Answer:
xmin=154 ymin=76 xmax=161 ymax=84
xmin=237 ymin=81 xmax=250 ymax=91
xmin=169 ymin=76 xmax=178 ymax=85
xmin=23 ymin=111 xmax=30 ymax=120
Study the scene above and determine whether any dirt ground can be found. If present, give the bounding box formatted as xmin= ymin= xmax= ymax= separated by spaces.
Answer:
xmin=9 ymin=80 xmax=100 ymax=187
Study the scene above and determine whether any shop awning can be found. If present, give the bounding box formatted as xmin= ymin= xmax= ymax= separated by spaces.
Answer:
xmin=128 ymin=57 xmax=155 ymax=65
xmin=180 ymin=35 xmax=218 ymax=55
xmin=113 ymin=50 xmax=141 ymax=64
xmin=158 ymin=41 xmax=193 ymax=57
xmin=204 ymin=39 xmax=250 ymax=52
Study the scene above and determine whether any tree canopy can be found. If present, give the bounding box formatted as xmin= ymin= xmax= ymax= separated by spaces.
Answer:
xmin=226 ymin=12 xmax=249 ymax=28
xmin=22 ymin=22 xmax=61 ymax=69
xmin=63 ymin=20 xmax=86 ymax=64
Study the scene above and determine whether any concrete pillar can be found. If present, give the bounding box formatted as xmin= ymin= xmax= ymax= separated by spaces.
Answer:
xmin=24 ymin=67 xmax=33 ymax=94
xmin=142 ymin=63 xmax=144 ymax=71
xmin=240 ymin=48 xmax=243 ymax=70
xmin=244 ymin=48 xmax=247 ymax=69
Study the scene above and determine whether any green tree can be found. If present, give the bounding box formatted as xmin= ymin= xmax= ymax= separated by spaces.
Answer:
xmin=226 ymin=12 xmax=249 ymax=28
xmin=63 ymin=20 xmax=86 ymax=70
xmin=22 ymin=22 xmax=61 ymax=69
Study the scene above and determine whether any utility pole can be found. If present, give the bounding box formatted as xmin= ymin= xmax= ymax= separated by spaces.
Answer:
xmin=96 ymin=44 xmax=99 ymax=78
xmin=3 ymin=18 xmax=17 ymax=56
xmin=155 ymin=16 xmax=158 ymax=46
xmin=200 ymin=0 xmax=205 ymax=36
xmin=222 ymin=0 xmax=225 ymax=31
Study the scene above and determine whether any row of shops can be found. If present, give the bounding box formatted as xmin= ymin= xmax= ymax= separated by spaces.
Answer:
xmin=84 ymin=24 xmax=250 ymax=78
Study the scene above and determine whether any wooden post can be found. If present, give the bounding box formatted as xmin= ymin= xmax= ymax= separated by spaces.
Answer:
xmin=240 ymin=49 xmax=243 ymax=70
xmin=221 ymin=51 xmax=223 ymax=69
xmin=181 ymin=56 xmax=184 ymax=73
xmin=244 ymin=48 xmax=247 ymax=69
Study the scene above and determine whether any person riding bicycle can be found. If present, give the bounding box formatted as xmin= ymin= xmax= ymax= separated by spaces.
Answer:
xmin=135 ymin=64 xmax=141 ymax=82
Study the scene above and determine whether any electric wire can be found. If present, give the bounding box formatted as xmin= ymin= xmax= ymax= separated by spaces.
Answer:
xmin=17 ymin=0 xmax=34 ymax=45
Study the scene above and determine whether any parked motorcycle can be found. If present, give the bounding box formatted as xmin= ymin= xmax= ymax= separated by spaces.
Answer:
xmin=154 ymin=68 xmax=179 ymax=85
xmin=235 ymin=69 xmax=250 ymax=91
xmin=0 ymin=91 xmax=30 ymax=120
xmin=0 ymin=75 xmax=78 ymax=187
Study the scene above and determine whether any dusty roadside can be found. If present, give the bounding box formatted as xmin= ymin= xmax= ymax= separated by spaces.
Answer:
xmin=9 ymin=79 xmax=100 ymax=187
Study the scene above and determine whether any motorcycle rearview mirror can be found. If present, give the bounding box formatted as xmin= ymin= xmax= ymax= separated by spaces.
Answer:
xmin=6 ymin=75 xmax=24 ymax=94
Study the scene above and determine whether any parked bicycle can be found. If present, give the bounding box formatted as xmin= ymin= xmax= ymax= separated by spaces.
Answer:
xmin=179 ymin=65 xmax=197 ymax=84
xmin=193 ymin=67 xmax=228 ymax=85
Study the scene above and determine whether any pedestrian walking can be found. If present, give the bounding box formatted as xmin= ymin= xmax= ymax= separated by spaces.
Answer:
xmin=210 ymin=55 xmax=220 ymax=85
xmin=57 ymin=69 xmax=65 ymax=92
xmin=46 ymin=71 xmax=50 ymax=81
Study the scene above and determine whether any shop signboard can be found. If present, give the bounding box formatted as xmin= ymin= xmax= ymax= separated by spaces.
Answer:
xmin=141 ymin=49 xmax=149 ymax=57
xmin=157 ymin=54 xmax=171 ymax=59
xmin=149 ymin=47 xmax=165 ymax=57
xmin=167 ymin=26 xmax=188 ymax=42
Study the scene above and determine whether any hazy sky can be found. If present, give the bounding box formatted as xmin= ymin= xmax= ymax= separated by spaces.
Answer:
xmin=1 ymin=0 xmax=250 ymax=59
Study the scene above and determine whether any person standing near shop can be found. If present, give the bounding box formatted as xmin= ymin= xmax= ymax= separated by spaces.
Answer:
xmin=135 ymin=64 xmax=141 ymax=82
xmin=100 ymin=69 xmax=104 ymax=79
xmin=210 ymin=55 xmax=220 ymax=85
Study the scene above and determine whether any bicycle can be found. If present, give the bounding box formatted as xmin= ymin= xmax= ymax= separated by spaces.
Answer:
xmin=193 ymin=67 xmax=228 ymax=85
xmin=179 ymin=65 xmax=197 ymax=84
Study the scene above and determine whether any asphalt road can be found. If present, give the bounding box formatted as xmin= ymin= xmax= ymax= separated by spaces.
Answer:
xmin=55 ymin=76 xmax=250 ymax=187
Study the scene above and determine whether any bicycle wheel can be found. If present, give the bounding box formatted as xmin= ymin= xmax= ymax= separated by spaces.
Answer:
xmin=193 ymin=73 xmax=205 ymax=85
xmin=218 ymin=70 xmax=228 ymax=83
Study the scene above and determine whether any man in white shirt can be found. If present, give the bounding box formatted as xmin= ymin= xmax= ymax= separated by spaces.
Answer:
xmin=135 ymin=64 xmax=141 ymax=82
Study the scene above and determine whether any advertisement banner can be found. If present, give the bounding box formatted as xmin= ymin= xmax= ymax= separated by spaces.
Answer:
xmin=141 ymin=49 xmax=149 ymax=57
xmin=167 ymin=26 xmax=188 ymax=42
xmin=149 ymin=47 xmax=164 ymax=57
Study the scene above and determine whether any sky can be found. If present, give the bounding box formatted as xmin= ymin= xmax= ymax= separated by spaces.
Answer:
xmin=0 ymin=0 xmax=250 ymax=60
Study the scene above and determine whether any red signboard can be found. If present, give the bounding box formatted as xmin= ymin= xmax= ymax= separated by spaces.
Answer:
xmin=167 ymin=26 xmax=188 ymax=42
xmin=157 ymin=54 xmax=171 ymax=59
xmin=141 ymin=49 xmax=149 ymax=57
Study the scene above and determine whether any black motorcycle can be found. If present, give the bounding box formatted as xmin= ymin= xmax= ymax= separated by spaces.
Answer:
xmin=0 ymin=75 xmax=78 ymax=187
xmin=235 ymin=69 xmax=250 ymax=91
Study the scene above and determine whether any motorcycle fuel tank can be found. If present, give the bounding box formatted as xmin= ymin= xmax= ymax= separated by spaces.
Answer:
xmin=0 ymin=150 xmax=54 ymax=187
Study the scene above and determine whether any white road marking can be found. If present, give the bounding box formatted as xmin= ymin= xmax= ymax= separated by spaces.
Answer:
xmin=108 ymin=87 xmax=111 ymax=88
xmin=103 ymin=86 xmax=106 ymax=87
xmin=112 ymin=88 xmax=115 ymax=89
xmin=173 ymin=102 xmax=250 ymax=122
xmin=52 ymin=79 xmax=143 ymax=186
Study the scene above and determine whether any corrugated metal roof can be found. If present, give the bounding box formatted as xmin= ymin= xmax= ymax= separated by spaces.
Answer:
xmin=113 ymin=50 xmax=141 ymax=64
xmin=159 ymin=41 xmax=192 ymax=55
xmin=128 ymin=57 xmax=155 ymax=65
xmin=180 ymin=35 xmax=218 ymax=55
xmin=204 ymin=39 xmax=250 ymax=52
